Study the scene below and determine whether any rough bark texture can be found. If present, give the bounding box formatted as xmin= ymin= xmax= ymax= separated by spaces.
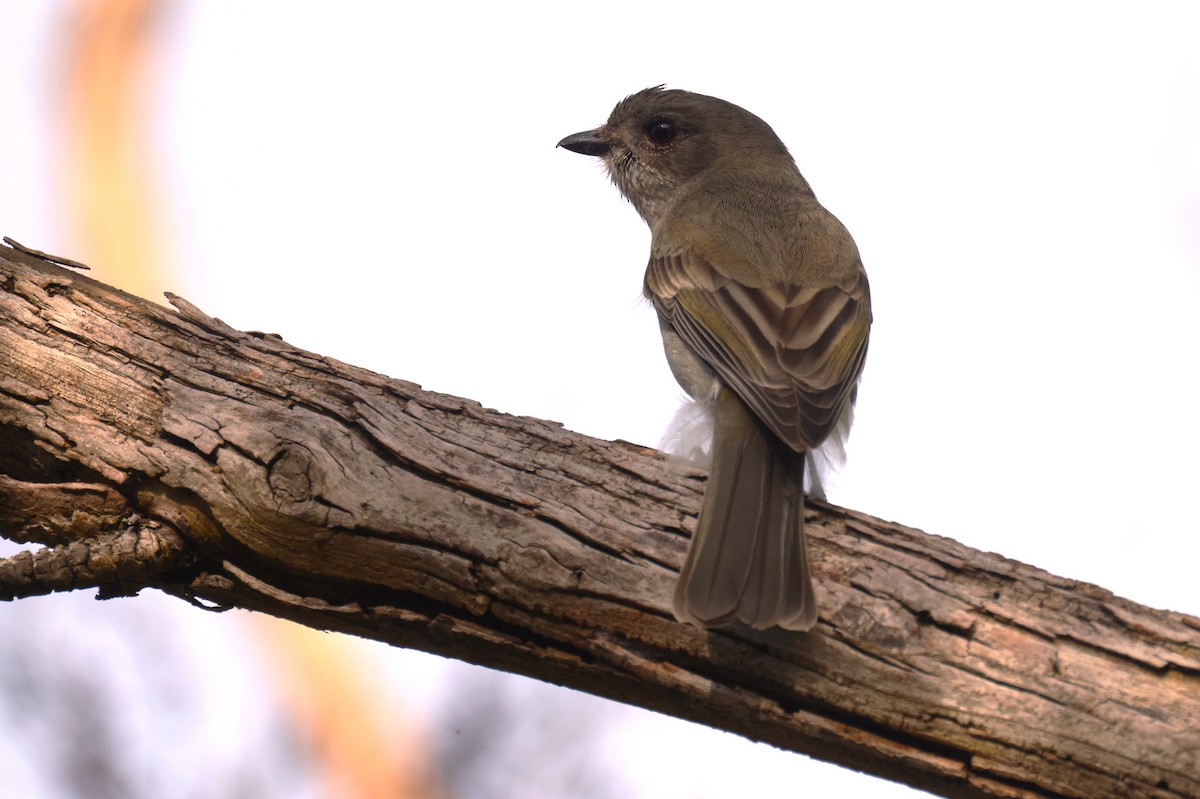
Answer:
xmin=1 ymin=244 xmax=1197 ymax=799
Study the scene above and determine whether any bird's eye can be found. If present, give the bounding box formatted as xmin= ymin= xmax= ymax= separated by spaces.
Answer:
xmin=646 ymin=120 xmax=677 ymax=146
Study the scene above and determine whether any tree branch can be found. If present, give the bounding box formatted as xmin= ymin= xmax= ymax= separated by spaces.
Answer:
xmin=1 ymin=244 xmax=1197 ymax=799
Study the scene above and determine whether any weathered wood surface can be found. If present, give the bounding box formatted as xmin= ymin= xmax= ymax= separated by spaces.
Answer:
xmin=1 ymin=244 xmax=1197 ymax=799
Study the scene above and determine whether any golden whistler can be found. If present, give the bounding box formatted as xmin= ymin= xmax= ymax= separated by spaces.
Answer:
xmin=560 ymin=87 xmax=871 ymax=631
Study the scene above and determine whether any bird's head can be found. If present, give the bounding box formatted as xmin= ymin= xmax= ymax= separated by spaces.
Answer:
xmin=558 ymin=86 xmax=797 ymax=226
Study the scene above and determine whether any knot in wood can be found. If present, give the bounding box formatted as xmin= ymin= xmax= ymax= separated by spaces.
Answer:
xmin=267 ymin=445 xmax=319 ymax=504
xmin=499 ymin=542 xmax=577 ymax=590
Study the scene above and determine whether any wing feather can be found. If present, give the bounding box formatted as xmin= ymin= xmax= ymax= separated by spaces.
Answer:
xmin=647 ymin=251 xmax=870 ymax=453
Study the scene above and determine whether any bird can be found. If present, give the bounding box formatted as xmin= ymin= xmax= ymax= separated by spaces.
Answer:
xmin=558 ymin=87 xmax=871 ymax=631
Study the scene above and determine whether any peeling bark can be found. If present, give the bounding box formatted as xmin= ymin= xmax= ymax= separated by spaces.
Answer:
xmin=1 ymin=244 xmax=1197 ymax=799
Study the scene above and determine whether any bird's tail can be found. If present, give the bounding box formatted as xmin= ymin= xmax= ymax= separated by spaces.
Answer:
xmin=673 ymin=387 xmax=817 ymax=631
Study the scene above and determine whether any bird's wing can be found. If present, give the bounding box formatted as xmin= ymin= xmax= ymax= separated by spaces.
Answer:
xmin=645 ymin=250 xmax=870 ymax=453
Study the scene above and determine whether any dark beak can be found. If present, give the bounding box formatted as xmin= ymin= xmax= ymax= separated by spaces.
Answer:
xmin=557 ymin=130 xmax=612 ymax=157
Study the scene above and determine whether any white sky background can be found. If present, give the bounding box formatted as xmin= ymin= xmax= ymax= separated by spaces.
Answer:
xmin=160 ymin=1 xmax=1200 ymax=612
xmin=3 ymin=2 xmax=1199 ymax=798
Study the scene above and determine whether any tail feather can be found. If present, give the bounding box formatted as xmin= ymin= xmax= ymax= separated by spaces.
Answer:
xmin=673 ymin=388 xmax=817 ymax=631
